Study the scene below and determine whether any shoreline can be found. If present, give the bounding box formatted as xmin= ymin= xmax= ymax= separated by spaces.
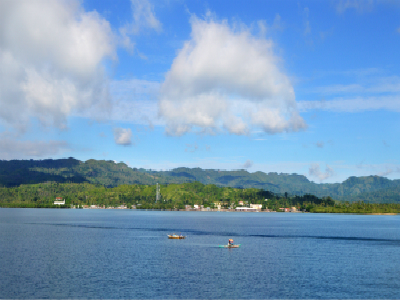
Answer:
xmin=0 ymin=207 xmax=398 ymax=215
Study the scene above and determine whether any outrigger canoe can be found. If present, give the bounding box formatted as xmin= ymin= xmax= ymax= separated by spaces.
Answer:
xmin=168 ymin=234 xmax=186 ymax=239
xmin=219 ymin=244 xmax=241 ymax=248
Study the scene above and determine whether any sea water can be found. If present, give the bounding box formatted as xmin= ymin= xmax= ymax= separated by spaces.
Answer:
xmin=1 ymin=208 xmax=400 ymax=299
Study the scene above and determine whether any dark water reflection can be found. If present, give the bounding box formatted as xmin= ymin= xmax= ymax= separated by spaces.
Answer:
xmin=1 ymin=209 xmax=400 ymax=299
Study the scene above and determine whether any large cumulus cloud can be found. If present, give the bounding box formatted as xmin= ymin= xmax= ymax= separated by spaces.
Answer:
xmin=158 ymin=15 xmax=307 ymax=136
xmin=0 ymin=0 xmax=115 ymax=131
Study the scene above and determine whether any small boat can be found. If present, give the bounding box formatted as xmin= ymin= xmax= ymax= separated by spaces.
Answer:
xmin=219 ymin=239 xmax=239 ymax=248
xmin=219 ymin=244 xmax=241 ymax=248
xmin=168 ymin=234 xmax=186 ymax=239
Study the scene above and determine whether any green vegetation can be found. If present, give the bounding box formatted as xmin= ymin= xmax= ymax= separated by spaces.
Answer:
xmin=1 ymin=181 xmax=399 ymax=213
xmin=0 ymin=158 xmax=188 ymax=188
xmin=155 ymin=168 xmax=400 ymax=202
xmin=0 ymin=181 xmax=271 ymax=209
xmin=0 ymin=158 xmax=399 ymax=203
xmin=306 ymin=201 xmax=400 ymax=214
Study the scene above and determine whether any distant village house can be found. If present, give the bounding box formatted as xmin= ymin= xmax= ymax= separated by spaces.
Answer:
xmin=54 ymin=197 xmax=65 ymax=205
xmin=235 ymin=207 xmax=257 ymax=212
xmin=250 ymin=204 xmax=262 ymax=210
xmin=279 ymin=207 xmax=298 ymax=212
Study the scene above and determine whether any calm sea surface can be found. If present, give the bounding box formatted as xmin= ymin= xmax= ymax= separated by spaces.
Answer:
xmin=1 ymin=209 xmax=400 ymax=299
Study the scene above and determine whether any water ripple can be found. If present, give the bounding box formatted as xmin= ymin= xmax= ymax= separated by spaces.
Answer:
xmin=25 ymin=222 xmax=400 ymax=244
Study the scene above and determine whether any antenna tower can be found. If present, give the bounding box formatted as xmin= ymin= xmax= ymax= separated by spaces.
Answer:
xmin=156 ymin=183 xmax=160 ymax=202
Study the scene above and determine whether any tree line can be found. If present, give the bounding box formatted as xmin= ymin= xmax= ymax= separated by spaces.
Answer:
xmin=1 ymin=158 xmax=400 ymax=203
xmin=0 ymin=181 xmax=399 ymax=213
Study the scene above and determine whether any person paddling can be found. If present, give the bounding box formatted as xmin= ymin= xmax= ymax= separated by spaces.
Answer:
xmin=228 ymin=239 xmax=234 ymax=245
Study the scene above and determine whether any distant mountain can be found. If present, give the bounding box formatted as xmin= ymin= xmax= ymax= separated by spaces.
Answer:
xmin=0 ymin=158 xmax=188 ymax=187
xmin=0 ymin=158 xmax=399 ymax=203
xmin=149 ymin=168 xmax=400 ymax=202
xmin=341 ymin=186 xmax=400 ymax=204
xmin=0 ymin=158 xmax=86 ymax=187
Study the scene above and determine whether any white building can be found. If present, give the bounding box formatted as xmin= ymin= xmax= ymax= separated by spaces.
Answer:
xmin=235 ymin=207 xmax=257 ymax=212
xmin=54 ymin=197 xmax=65 ymax=205
xmin=250 ymin=204 xmax=262 ymax=210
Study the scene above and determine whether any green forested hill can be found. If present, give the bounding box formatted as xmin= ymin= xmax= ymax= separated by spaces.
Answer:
xmin=150 ymin=168 xmax=400 ymax=202
xmin=0 ymin=158 xmax=399 ymax=203
xmin=0 ymin=158 xmax=188 ymax=188
xmin=151 ymin=167 xmax=324 ymax=195
xmin=0 ymin=181 xmax=336 ymax=211
xmin=2 ymin=181 xmax=399 ymax=213
xmin=0 ymin=158 xmax=86 ymax=187
xmin=340 ymin=186 xmax=400 ymax=203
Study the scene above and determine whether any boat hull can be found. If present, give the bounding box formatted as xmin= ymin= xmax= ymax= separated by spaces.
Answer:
xmin=219 ymin=244 xmax=240 ymax=248
xmin=168 ymin=235 xmax=186 ymax=239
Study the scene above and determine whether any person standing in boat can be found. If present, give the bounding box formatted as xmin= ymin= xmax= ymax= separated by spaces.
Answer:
xmin=228 ymin=239 xmax=234 ymax=245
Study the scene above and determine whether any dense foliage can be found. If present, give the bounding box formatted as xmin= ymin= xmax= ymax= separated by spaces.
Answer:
xmin=0 ymin=158 xmax=399 ymax=203
xmin=1 ymin=181 xmax=400 ymax=213
xmin=0 ymin=181 xmax=325 ymax=208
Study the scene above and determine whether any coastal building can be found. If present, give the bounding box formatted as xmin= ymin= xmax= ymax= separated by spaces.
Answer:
xmin=213 ymin=202 xmax=222 ymax=210
xmin=250 ymin=204 xmax=262 ymax=210
xmin=54 ymin=197 xmax=65 ymax=205
xmin=235 ymin=207 xmax=257 ymax=212
xmin=279 ymin=207 xmax=298 ymax=212
xmin=214 ymin=201 xmax=230 ymax=209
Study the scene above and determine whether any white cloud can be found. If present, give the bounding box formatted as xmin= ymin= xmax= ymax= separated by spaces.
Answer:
xmin=97 ymin=79 xmax=161 ymax=126
xmin=118 ymin=0 xmax=162 ymax=52
xmin=114 ymin=128 xmax=133 ymax=146
xmin=299 ymin=71 xmax=400 ymax=113
xmin=257 ymin=20 xmax=268 ymax=37
xmin=309 ymin=163 xmax=335 ymax=182
xmin=377 ymin=168 xmax=393 ymax=177
xmin=0 ymin=138 xmax=69 ymax=159
xmin=272 ymin=14 xmax=283 ymax=31
xmin=0 ymin=0 xmax=115 ymax=131
xmin=130 ymin=0 xmax=161 ymax=33
xmin=222 ymin=113 xmax=250 ymax=135
xmin=336 ymin=0 xmax=374 ymax=14
xmin=349 ymin=161 xmax=400 ymax=178
xmin=298 ymin=96 xmax=400 ymax=112
xmin=303 ymin=7 xmax=311 ymax=36
xmin=257 ymin=14 xmax=282 ymax=37
xmin=309 ymin=76 xmax=400 ymax=95
xmin=242 ymin=160 xmax=253 ymax=169
xmin=158 ymin=14 xmax=306 ymax=136
xmin=185 ymin=143 xmax=199 ymax=153
xmin=377 ymin=167 xmax=400 ymax=177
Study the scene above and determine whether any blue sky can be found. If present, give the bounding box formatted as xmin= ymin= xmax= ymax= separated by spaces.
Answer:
xmin=0 ymin=0 xmax=399 ymax=183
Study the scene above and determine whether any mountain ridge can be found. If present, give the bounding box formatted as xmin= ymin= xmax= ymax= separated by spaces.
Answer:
xmin=0 ymin=158 xmax=399 ymax=203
